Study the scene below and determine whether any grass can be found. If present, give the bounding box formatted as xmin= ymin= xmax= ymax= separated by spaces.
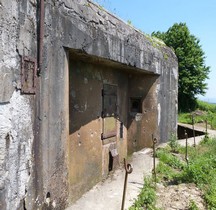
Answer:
xmin=156 ymin=137 xmax=216 ymax=209
xmin=189 ymin=200 xmax=199 ymax=210
xmin=197 ymin=100 xmax=216 ymax=113
xmin=130 ymin=136 xmax=216 ymax=209
xmin=155 ymin=149 xmax=184 ymax=170
xmin=129 ymin=177 xmax=157 ymax=210
xmin=178 ymin=100 xmax=216 ymax=129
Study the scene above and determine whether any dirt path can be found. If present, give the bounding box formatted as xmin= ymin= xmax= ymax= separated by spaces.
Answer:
xmin=156 ymin=183 xmax=206 ymax=209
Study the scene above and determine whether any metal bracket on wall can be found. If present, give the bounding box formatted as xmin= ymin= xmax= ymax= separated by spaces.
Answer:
xmin=21 ymin=56 xmax=37 ymax=94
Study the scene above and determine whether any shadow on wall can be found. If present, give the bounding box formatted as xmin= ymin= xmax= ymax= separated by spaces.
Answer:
xmin=68 ymin=50 xmax=159 ymax=139
xmin=68 ymin=53 xmax=128 ymax=135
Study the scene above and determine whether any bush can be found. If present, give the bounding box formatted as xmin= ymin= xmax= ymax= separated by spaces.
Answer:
xmin=168 ymin=134 xmax=180 ymax=152
xmin=130 ymin=177 xmax=157 ymax=209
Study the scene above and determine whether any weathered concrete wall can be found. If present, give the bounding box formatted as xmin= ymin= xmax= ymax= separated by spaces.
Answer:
xmin=0 ymin=92 xmax=34 ymax=210
xmin=158 ymin=49 xmax=178 ymax=143
xmin=0 ymin=0 xmax=178 ymax=209
xmin=0 ymin=0 xmax=36 ymax=210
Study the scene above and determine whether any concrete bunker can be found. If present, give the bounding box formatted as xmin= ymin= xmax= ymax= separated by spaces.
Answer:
xmin=0 ymin=0 xmax=178 ymax=209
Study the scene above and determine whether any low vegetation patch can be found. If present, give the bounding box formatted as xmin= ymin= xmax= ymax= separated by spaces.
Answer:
xmin=197 ymin=100 xmax=216 ymax=113
xmin=178 ymin=100 xmax=216 ymax=129
xmin=129 ymin=177 xmax=157 ymax=210
xmin=130 ymin=136 xmax=216 ymax=209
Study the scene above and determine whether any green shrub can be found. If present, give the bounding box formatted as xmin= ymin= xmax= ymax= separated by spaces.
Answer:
xmin=168 ymin=134 xmax=180 ymax=152
xmin=188 ymin=200 xmax=199 ymax=210
xmin=156 ymin=149 xmax=185 ymax=169
xmin=130 ymin=177 xmax=157 ymax=209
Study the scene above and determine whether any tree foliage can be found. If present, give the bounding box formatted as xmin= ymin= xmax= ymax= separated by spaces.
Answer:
xmin=152 ymin=23 xmax=210 ymax=112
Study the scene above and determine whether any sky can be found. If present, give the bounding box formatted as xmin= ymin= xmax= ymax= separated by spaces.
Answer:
xmin=94 ymin=0 xmax=216 ymax=103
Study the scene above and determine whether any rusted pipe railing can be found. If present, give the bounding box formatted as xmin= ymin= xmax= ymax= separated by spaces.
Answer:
xmin=121 ymin=158 xmax=133 ymax=210
xmin=152 ymin=135 xmax=157 ymax=182
xmin=204 ymin=119 xmax=209 ymax=140
xmin=185 ymin=130 xmax=189 ymax=165
xmin=210 ymin=115 xmax=214 ymax=130
xmin=38 ymin=0 xmax=45 ymax=75
xmin=205 ymin=119 xmax=208 ymax=135
xmin=191 ymin=114 xmax=196 ymax=147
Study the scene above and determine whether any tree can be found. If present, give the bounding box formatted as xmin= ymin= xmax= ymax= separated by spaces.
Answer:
xmin=152 ymin=23 xmax=210 ymax=112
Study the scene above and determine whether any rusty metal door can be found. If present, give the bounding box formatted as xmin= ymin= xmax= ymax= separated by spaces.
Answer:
xmin=101 ymin=84 xmax=117 ymax=142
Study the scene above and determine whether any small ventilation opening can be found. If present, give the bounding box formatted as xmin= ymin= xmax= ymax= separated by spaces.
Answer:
xmin=109 ymin=151 xmax=113 ymax=171
xmin=130 ymin=98 xmax=142 ymax=113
